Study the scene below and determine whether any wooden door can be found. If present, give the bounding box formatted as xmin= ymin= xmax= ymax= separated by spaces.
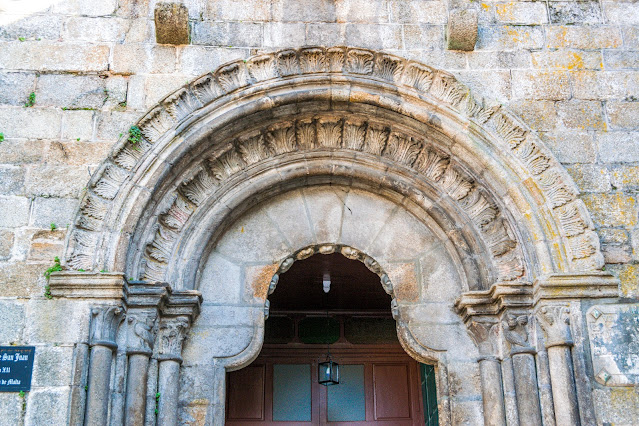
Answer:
xmin=226 ymin=346 xmax=424 ymax=425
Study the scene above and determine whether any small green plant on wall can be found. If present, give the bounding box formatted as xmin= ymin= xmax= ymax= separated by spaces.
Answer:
xmin=128 ymin=126 xmax=142 ymax=145
xmin=24 ymin=92 xmax=35 ymax=107
xmin=0 ymin=133 xmax=4 ymax=143
xmin=43 ymin=256 xmax=62 ymax=299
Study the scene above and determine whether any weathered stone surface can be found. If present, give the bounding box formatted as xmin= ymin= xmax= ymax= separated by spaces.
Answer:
xmin=0 ymin=300 xmax=25 ymax=343
xmin=31 ymin=345 xmax=74 ymax=386
xmin=606 ymin=102 xmax=639 ymax=130
xmin=548 ymin=2 xmax=602 ymax=25
xmin=567 ymin=164 xmax=611 ymax=193
xmin=541 ymin=131 xmax=597 ymax=163
xmin=25 ymin=165 xmax=88 ymax=198
xmin=598 ymin=132 xmax=639 ymax=163
xmin=0 ymin=41 xmax=110 ymax=72
xmin=0 ymin=262 xmax=47 ymax=297
xmin=0 ymin=230 xmax=14 ymax=260
xmin=0 ymin=196 xmax=30 ymax=228
xmin=155 ymin=3 xmax=190 ymax=45
xmin=0 ymin=72 xmax=36 ymax=106
xmin=0 ymin=166 xmax=25 ymax=195
xmin=446 ymin=9 xmax=478 ymax=51
xmin=581 ymin=193 xmax=638 ymax=228
xmin=192 ymin=21 xmax=262 ymax=47
xmin=532 ymin=50 xmax=602 ymax=71
xmin=495 ymin=2 xmax=548 ymax=25
xmin=0 ymin=108 xmax=62 ymax=140
xmin=546 ymin=26 xmax=622 ymax=49
xmin=24 ymin=388 xmax=70 ymax=426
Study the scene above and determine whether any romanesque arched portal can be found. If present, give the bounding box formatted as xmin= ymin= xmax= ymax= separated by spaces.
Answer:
xmin=49 ymin=47 xmax=620 ymax=426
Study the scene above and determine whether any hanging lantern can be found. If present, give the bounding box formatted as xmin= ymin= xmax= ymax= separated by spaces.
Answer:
xmin=318 ymin=355 xmax=339 ymax=386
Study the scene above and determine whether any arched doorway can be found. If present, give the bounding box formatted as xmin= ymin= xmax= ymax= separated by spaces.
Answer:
xmin=49 ymin=46 xmax=619 ymax=426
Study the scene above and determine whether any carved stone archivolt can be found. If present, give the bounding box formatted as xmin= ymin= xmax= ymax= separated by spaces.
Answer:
xmin=65 ymin=46 xmax=604 ymax=290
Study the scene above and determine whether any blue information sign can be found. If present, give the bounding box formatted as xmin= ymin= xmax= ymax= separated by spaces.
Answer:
xmin=0 ymin=347 xmax=35 ymax=392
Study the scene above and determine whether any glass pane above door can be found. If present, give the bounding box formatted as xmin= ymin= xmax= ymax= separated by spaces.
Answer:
xmin=327 ymin=364 xmax=366 ymax=422
xmin=272 ymin=364 xmax=312 ymax=421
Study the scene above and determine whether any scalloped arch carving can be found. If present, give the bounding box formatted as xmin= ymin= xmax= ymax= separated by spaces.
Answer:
xmin=65 ymin=46 xmax=603 ymax=283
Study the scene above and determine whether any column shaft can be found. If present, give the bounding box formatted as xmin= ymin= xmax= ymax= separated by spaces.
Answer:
xmin=125 ymin=354 xmax=151 ymax=426
xmin=85 ymin=345 xmax=114 ymax=425
xmin=512 ymin=353 xmax=542 ymax=426
xmin=157 ymin=360 xmax=181 ymax=426
xmin=479 ymin=358 xmax=506 ymax=426
xmin=547 ymin=346 xmax=580 ymax=425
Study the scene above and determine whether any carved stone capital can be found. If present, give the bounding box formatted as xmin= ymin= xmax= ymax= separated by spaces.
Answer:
xmin=536 ymin=305 xmax=573 ymax=348
xmin=126 ymin=312 xmax=158 ymax=355
xmin=502 ymin=312 xmax=534 ymax=355
xmin=89 ymin=305 xmax=125 ymax=349
xmin=158 ymin=317 xmax=190 ymax=362
xmin=467 ymin=319 xmax=500 ymax=358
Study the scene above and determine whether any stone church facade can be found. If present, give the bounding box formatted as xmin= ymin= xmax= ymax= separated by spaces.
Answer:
xmin=0 ymin=0 xmax=638 ymax=425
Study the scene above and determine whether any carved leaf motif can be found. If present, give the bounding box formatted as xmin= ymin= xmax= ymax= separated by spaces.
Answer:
xmin=515 ymin=141 xmax=551 ymax=176
xmin=317 ymin=117 xmax=342 ymax=148
xmin=463 ymin=95 xmax=499 ymax=124
xmin=77 ymin=215 xmax=101 ymax=232
xmin=341 ymin=246 xmax=361 ymax=260
xmin=299 ymin=47 xmax=326 ymax=73
xmin=90 ymin=306 xmax=124 ymax=346
xmin=67 ymin=230 xmax=97 ymax=270
xmin=568 ymin=232 xmax=598 ymax=259
xmin=347 ymin=49 xmax=374 ymax=75
xmin=238 ymin=133 xmax=270 ymax=165
xmin=181 ymin=169 xmax=218 ymax=206
xmin=384 ymin=134 xmax=422 ymax=166
xmin=162 ymin=195 xmax=192 ymax=230
xmin=165 ymin=88 xmax=201 ymax=122
xmin=493 ymin=113 xmax=528 ymax=149
xmin=266 ymin=122 xmax=297 ymax=155
xmin=430 ymin=72 xmax=468 ymax=106
xmin=374 ymin=54 xmax=404 ymax=82
xmin=191 ymin=74 xmax=221 ymax=105
xmin=148 ymin=225 xmax=177 ymax=263
xmin=403 ymin=62 xmax=434 ymax=92
xmin=114 ymin=142 xmax=145 ymax=171
xmin=363 ymin=125 xmax=388 ymax=156
xmin=208 ymin=148 xmax=246 ymax=181
xmin=495 ymin=249 xmax=525 ymax=280
xmin=142 ymin=258 xmax=166 ymax=282
xmin=556 ymin=203 xmax=587 ymax=237
xmin=484 ymin=218 xmax=517 ymax=256
xmin=93 ymin=165 xmax=128 ymax=200
xmin=343 ymin=119 xmax=366 ymax=151
xmin=81 ymin=194 xmax=108 ymax=221
xmin=439 ymin=166 xmax=473 ymax=200
xmin=326 ymin=47 xmax=346 ymax=72
xmin=414 ymin=149 xmax=450 ymax=181
xmin=139 ymin=107 xmax=175 ymax=143
xmin=159 ymin=318 xmax=189 ymax=358
xmin=246 ymin=54 xmax=277 ymax=82
xmin=277 ymin=50 xmax=300 ymax=76
xmin=216 ymin=62 xmax=248 ymax=93
xmin=461 ymin=189 xmax=498 ymax=227
xmin=537 ymin=170 xmax=575 ymax=208
xmin=296 ymin=119 xmax=316 ymax=150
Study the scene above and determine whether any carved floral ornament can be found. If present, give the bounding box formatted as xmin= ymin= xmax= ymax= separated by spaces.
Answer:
xmin=65 ymin=46 xmax=604 ymax=283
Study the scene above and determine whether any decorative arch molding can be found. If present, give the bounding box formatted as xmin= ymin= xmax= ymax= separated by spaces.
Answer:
xmin=64 ymin=46 xmax=604 ymax=289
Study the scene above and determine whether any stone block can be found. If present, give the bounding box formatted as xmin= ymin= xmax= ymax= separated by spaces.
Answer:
xmin=24 ymin=299 xmax=91 ymax=344
xmin=494 ymin=2 xmax=548 ymax=25
xmin=206 ymin=0 xmax=271 ymax=21
xmin=611 ymin=166 xmax=639 ymax=191
xmin=507 ymin=100 xmax=557 ymax=131
xmin=191 ymin=21 xmax=262 ymax=47
xmin=548 ymin=2 xmax=602 ymax=25
xmin=0 ymin=300 xmax=25 ymax=343
xmin=512 ymin=70 xmax=571 ymax=100
xmin=61 ymin=110 xmax=95 ymax=141
xmin=0 ymin=41 xmax=110 ymax=72
xmin=556 ymin=100 xmax=606 ymax=131
xmin=573 ymin=71 xmax=639 ymax=100
xmin=446 ymin=9 xmax=478 ymax=51
xmin=30 ymin=197 xmax=78 ymax=229
xmin=599 ymin=228 xmax=628 ymax=245
xmin=598 ymin=132 xmax=639 ymax=163
xmin=24 ymin=388 xmax=70 ymax=426
xmin=386 ymin=262 xmax=420 ymax=302
xmin=420 ymin=244 xmax=462 ymax=302
xmin=0 ymin=14 xmax=63 ymax=41
xmin=37 ymin=74 xmax=105 ymax=109
xmin=143 ymin=74 xmax=191 ymax=109
xmin=566 ymin=164 xmax=611 ymax=193
xmin=155 ymin=3 xmax=190 ymax=45
xmin=606 ymin=101 xmax=639 ymax=130
xmin=0 ymin=140 xmax=44 ymax=165
xmin=63 ymin=16 xmax=127 ymax=42
xmin=0 ymin=108 xmax=61 ymax=140
xmin=581 ymin=193 xmax=638 ymax=228
xmin=28 ymin=230 xmax=66 ymax=262
xmin=45 ymin=141 xmax=113 ymax=166
xmin=306 ymin=23 xmax=346 ymax=46
xmin=603 ymin=50 xmax=639 ymax=70
xmin=0 ymin=197 xmax=30 ymax=228
xmin=95 ymin=111 xmax=142 ymax=141
xmin=345 ymin=23 xmax=403 ymax=50
xmin=602 ymin=245 xmax=631 ymax=264
xmin=336 ymin=0 xmax=390 ymax=23
xmin=404 ymin=50 xmax=467 ymax=70
xmin=182 ymin=324 xmax=254 ymax=359
xmin=0 ymin=166 xmax=25 ymax=195
xmin=199 ymin=252 xmax=243 ymax=303
xmin=531 ymin=50 xmax=602 ymax=70
xmin=623 ymin=27 xmax=639 ymax=49
xmin=123 ymin=18 xmax=153 ymax=43
xmin=272 ymin=0 xmax=337 ymax=22
xmin=31 ymin=346 xmax=74 ymax=387
xmin=0 ymin=394 xmax=23 ymax=425
xmin=25 ymin=165 xmax=88 ymax=198
xmin=607 ymin=264 xmax=639 ymax=298
xmin=603 ymin=2 xmax=639 ymax=25
xmin=0 ymin=262 xmax=47 ymax=297
xmin=52 ymin=0 xmax=117 ymax=16
xmin=540 ymin=131 xmax=596 ymax=163
xmin=178 ymin=46 xmax=248 ymax=76
xmin=340 ymin=189 xmax=399 ymax=251
xmin=467 ymin=51 xmax=531 ymax=70
xmin=0 ymin=230 xmax=14 ymax=260
xmin=403 ymin=24 xmax=442 ymax=51
xmin=111 ymin=44 xmax=177 ymax=74
xmin=389 ymin=0 xmax=446 ymax=24
xmin=0 ymin=72 xmax=36 ymax=106
xmin=263 ymin=22 xmax=306 ymax=48
xmin=455 ymin=70 xmax=511 ymax=102
xmin=546 ymin=26 xmax=622 ymax=49
xmin=476 ymin=25 xmax=544 ymax=50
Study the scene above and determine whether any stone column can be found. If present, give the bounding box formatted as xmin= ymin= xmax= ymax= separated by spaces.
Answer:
xmin=536 ymin=305 xmax=580 ymax=426
xmin=156 ymin=317 xmax=189 ymax=426
xmin=468 ymin=320 xmax=506 ymax=426
xmin=502 ymin=313 xmax=542 ymax=426
xmin=85 ymin=306 xmax=124 ymax=426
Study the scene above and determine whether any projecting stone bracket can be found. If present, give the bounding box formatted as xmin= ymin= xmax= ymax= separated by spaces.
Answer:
xmin=155 ymin=2 xmax=190 ymax=45
xmin=446 ymin=9 xmax=478 ymax=51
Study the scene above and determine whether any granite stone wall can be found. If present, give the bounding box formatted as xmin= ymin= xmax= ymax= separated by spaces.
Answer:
xmin=0 ymin=0 xmax=637 ymax=424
